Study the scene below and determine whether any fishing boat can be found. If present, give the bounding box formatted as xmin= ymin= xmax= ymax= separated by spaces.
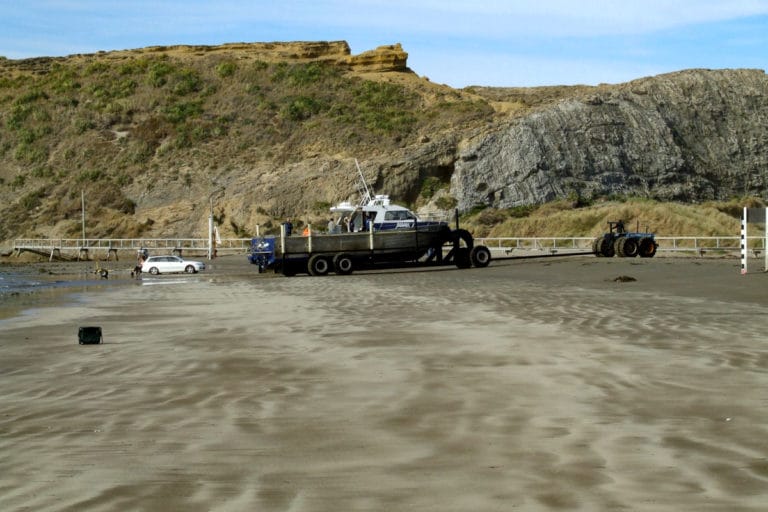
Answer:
xmin=249 ymin=161 xmax=490 ymax=276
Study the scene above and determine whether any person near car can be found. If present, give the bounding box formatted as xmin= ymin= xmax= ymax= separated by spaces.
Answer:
xmin=132 ymin=250 xmax=144 ymax=278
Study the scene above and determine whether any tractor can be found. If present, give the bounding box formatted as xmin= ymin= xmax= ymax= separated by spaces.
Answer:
xmin=592 ymin=220 xmax=658 ymax=258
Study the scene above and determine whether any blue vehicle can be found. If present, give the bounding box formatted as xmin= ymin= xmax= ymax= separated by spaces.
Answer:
xmin=593 ymin=220 xmax=658 ymax=258
xmin=248 ymin=236 xmax=277 ymax=272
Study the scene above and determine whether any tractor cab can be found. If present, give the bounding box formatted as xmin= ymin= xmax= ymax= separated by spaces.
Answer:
xmin=609 ymin=220 xmax=626 ymax=234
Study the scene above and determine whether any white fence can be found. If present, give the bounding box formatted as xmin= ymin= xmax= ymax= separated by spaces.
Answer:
xmin=12 ymin=238 xmax=252 ymax=259
xmin=13 ymin=235 xmax=767 ymax=260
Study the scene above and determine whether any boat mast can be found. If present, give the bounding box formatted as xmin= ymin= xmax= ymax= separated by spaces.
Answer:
xmin=354 ymin=159 xmax=374 ymax=206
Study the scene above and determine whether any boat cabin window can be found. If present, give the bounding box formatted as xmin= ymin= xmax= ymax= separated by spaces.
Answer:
xmin=384 ymin=210 xmax=416 ymax=221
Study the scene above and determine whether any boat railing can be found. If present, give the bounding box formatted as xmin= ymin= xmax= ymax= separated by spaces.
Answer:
xmin=417 ymin=211 xmax=453 ymax=223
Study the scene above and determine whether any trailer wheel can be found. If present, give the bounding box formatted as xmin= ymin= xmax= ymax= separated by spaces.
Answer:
xmin=333 ymin=253 xmax=354 ymax=275
xmin=455 ymin=247 xmax=472 ymax=268
xmin=280 ymin=261 xmax=297 ymax=277
xmin=470 ymin=245 xmax=491 ymax=267
xmin=639 ymin=237 xmax=657 ymax=258
xmin=308 ymin=254 xmax=331 ymax=276
xmin=452 ymin=229 xmax=474 ymax=250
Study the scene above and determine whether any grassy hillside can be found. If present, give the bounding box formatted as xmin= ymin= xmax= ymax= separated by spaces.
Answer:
xmin=0 ymin=48 xmax=493 ymax=241
xmin=0 ymin=44 xmax=763 ymax=245
xmin=461 ymin=197 xmax=764 ymax=238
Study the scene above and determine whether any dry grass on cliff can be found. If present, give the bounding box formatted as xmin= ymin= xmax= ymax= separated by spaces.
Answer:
xmin=463 ymin=198 xmax=764 ymax=238
xmin=0 ymin=49 xmax=497 ymax=241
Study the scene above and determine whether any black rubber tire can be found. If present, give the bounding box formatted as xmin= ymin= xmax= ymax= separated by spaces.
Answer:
xmin=615 ymin=237 xmax=624 ymax=257
xmin=308 ymin=254 xmax=331 ymax=276
xmin=454 ymin=247 xmax=472 ymax=268
xmin=599 ymin=236 xmax=615 ymax=257
xmin=185 ymin=265 xmax=196 ymax=274
xmin=639 ymin=238 xmax=658 ymax=258
xmin=333 ymin=253 xmax=354 ymax=275
xmin=615 ymin=237 xmax=628 ymax=257
xmin=470 ymin=245 xmax=491 ymax=268
xmin=451 ymin=229 xmax=474 ymax=250
xmin=592 ymin=237 xmax=602 ymax=256
xmin=622 ymin=237 xmax=639 ymax=257
xmin=149 ymin=267 xmax=160 ymax=275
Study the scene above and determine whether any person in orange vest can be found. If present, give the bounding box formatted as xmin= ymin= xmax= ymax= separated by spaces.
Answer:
xmin=302 ymin=225 xmax=311 ymax=236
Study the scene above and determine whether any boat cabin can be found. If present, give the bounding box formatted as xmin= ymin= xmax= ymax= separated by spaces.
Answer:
xmin=330 ymin=194 xmax=436 ymax=232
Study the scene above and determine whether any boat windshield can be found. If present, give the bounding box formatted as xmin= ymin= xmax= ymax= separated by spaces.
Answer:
xmin=383 ymin=210 xmax=416 ymax=221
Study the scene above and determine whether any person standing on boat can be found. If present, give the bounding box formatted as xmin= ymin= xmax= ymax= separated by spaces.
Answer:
xmin=351 ymin=208 xmax=364 ymax=232
xmin=327 ymin=217 xmax=337 ymax=234
xmin=282 ymin=218 xmax=293 ymax=236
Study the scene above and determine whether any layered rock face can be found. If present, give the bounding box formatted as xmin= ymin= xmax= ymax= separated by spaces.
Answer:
xmin=452 ymin=69 xmax=768 ymax=209
xmin=345 ymin=43 xmax=409 ymax=72
xmin=0 ymin=40 xmax=409 ymax=74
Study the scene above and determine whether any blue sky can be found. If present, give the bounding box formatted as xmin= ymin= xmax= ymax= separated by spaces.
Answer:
xmin=1 ymin=1 xmax=767 ymax=87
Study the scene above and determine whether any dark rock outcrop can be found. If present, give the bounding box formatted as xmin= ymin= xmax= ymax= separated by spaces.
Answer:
xmin=452 ymin=69 xmax=768 ymax=209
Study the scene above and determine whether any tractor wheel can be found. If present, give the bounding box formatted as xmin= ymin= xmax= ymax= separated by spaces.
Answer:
xmin=333 ymin=253 xmax=354 ymax=275
xmin=470 ymin=245 xmax=491 ymax=267
xmin=592 ymin=237 xmax=603 ymax=256
xmin=308 ymin=254 xmax=331 ymax=276
xmin=622 ymin=237 xmax=639 ymax=257
xmin=599 ymin=236 xmax=615 ymax=257
xmin=639 ymin=238 xmax=658 ymax=258
xmin=615 ymin=237 xmax=627 ymax=257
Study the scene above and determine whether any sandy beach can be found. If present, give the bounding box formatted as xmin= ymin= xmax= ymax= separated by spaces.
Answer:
xmin=1 ymin=255 xmax=768 ymax=511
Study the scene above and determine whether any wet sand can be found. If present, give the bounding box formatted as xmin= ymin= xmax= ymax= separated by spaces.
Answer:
xmin=1 ymin=256 xmax=768 ymax=511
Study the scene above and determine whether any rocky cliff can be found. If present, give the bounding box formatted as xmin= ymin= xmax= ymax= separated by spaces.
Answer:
xmin=0 ymin=41 xmax=766 ymax=243
xmin=453 ymin=69 xmax=768 ymax=210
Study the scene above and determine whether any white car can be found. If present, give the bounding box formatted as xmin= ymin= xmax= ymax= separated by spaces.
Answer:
xmin=141 ymin=255 xmax=205 ymax=275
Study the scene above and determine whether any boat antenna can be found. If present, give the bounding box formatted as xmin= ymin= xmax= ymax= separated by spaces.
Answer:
xmin=354 ymin=158 xmax=374 ymax=206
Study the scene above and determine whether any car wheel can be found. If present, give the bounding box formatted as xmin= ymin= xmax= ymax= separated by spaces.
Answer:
xmin=149 ymin=267 xmax=160 ymax=275
xmin=185 ymin=265 xmax=196 ymax=273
